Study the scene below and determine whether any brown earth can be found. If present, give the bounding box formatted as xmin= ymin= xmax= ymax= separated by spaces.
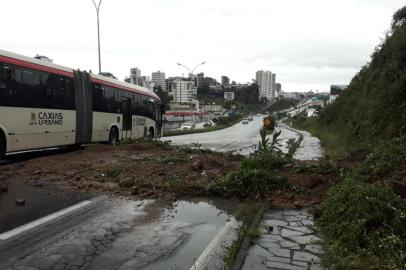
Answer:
xmin=0 ymin=142 xmax=240 ymax=202
xmin=269 ymin=166 xmax=339 ymax=209
xmin=0 ymin=141 xmax=337 ymax=208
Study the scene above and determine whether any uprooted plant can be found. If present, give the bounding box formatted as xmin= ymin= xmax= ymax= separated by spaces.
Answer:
xmin=213 ymin=117 xmax=301 ymax=200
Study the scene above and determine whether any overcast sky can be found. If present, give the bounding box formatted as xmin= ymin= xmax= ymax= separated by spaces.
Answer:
xmin=1 ymin=0 xmax=404 ymax=92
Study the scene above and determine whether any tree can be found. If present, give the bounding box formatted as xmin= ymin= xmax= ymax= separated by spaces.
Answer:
xmin=153 ymin=86 xmax=171 ymax=110
xmin=392 ymin=6 xmax=406 ymax=29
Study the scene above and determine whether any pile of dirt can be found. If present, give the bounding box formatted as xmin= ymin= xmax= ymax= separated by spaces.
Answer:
xmin=0 ymin=142 xmax=239 ymax=202
xmin=269 ymin=167 xmax=339 ymax=209
xmin=0 ymin=142 xmax=341 ymax=209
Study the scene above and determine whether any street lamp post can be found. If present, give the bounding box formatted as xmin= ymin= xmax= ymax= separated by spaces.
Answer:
xmin=92 ymin=0 xmax=103 ymax=74
xmin=177 ymin=62 xmax=206 ymax=77
xmin=176 ymin=62 xmax=206 ymax=113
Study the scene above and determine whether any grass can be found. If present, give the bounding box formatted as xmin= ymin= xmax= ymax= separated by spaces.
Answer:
xmin=222 ymin=203 xmax=263 ymax=270
xmin=291 ymin=115 xmax=350 ymax=159
xmin=247 ymin=227 xmax=261 ymax=238
xmin=213 ymin=148 xmax=301 ymax=200
xmin=318 ymin=137 xmax=406 ymax=270
xmin=104 ymin=168 xmax=122 ymax=179
xmin=162 ymin=115 xmax=243 ymax=137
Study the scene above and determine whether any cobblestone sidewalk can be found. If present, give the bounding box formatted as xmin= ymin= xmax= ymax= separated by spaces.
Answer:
xmin=241 ymin=209 xmax=323 ymax=270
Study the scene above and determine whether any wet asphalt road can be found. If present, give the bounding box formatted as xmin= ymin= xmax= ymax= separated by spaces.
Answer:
xmin=165 ymin=115 xmax=263 ymax=155
xmin=0 ymin=197 xmax=238 ymax=270
xmin=165 ymin=115 xmax=323 ymax=160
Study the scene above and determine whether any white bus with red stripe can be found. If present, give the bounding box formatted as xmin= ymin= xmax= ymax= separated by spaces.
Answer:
xmin=0 ymin=49 xmax=163 ymax=160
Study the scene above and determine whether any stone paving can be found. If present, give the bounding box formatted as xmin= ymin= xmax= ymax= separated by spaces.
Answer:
xmin=241 ymin=209 xmax=323 ymax=270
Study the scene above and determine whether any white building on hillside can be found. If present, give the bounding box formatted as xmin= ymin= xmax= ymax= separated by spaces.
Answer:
xmin=129 ymin=67 xmax=141 ymax=85
xmin=151 ymin=71 xmax=166 ymax=91
xmin=256 ymin=70 xmax=276 ymax=101
xmin=172 ymin=79 xmax=194 ymax=103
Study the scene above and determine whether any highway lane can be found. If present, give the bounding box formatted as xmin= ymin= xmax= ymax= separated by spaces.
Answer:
xmin=164 ymin=115 xmax=323 ymax=160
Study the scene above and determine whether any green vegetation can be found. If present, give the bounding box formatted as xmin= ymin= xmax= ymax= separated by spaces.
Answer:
xmin=163 ymin=175 xmax=190 ymax=192
xmin=223 ymin=203 xmax=263 ymax=270
xmin=320 ymin=178 xmax=406 ymax=269
xmin=247 ymin=227 xmax=261 ymax=239
xmin=292 ymin=8 xmax=406 ymax=157
xmin=319 ymin=137 xmax=406 ymax=269
xmin=104 ymin=168 xmax=122 ymax=179
xmin=287 ymin=134 xmax=304 ymax=158
xmin=162 ymin=114 xmax=243 ymax=137
xmin=288 ymin=9 xmax=406 ymax=269
xmin=356 ymin=137 xmax=406 ymax=183
xmin=214 ymin=130 xmax=301 ymax=199
xmin=263 ymin=98 xmax=298 ymax=113
xmin=215 ymin=167 xmax=297 ymax=199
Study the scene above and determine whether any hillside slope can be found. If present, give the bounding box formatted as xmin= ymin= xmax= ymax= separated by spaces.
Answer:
xmin=316 ymin=8 xmax=406 ymax=151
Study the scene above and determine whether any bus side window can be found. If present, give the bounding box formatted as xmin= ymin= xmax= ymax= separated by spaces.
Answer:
xmin=133 ymin=94 xmax=141 ymax=115
xmin=0 ymin=64 xmax=15 ymax=106
xmin=92 ymin=84 xmax=105 ymax=112
xmin=44 ymin=74 xmax=67 ymax=109
xmin=15 ymin=68 xmax=44 ymax=108
xmin=103 ymin=86 xmax=117 ymax=113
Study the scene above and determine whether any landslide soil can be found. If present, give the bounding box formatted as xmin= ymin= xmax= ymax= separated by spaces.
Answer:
xmin=0 ymin=142 xmax=337 ymax=208
xmin=0 ymin=142 xmax=240 ymax=201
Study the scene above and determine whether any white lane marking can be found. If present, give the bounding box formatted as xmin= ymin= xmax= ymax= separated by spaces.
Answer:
xmin=0 ymin=200 xmax=92 ymax=240
xmin=190 ymin=220 xmax=237 ymax=270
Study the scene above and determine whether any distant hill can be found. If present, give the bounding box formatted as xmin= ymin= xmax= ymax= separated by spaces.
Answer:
xmin=316 ymin=7 xmax=406 ymax=151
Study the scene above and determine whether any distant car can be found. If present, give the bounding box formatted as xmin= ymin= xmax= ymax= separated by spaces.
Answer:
xmin=242 ymin=119 xmax=249 ymax=124
xmin=181 ymin=123 xmax=195 ymax=130
xmin=248 ymin=115 xmax=253 ymax=121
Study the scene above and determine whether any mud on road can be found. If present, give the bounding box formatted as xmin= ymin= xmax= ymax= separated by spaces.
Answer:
xmin=0 ymin=141 xmax=240 ymax=202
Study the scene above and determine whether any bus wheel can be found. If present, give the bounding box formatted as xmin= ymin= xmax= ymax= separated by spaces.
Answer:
xmin=0 ymin=134 xmax=5 ymax=160
xmin=108 ymin=128 xmax=119 ymax=145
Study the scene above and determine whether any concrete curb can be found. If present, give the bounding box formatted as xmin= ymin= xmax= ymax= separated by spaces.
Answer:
xmin=0 ymin=196 xmax=106 ymax=267
xmin=190 ymin=220 xmax=238 ymax=270
xmin=232 ymin=206 xmax=264 ymax=270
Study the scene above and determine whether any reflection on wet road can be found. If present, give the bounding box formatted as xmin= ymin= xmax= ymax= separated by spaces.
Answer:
xmin=165 ymin=116 xmax=263 ymax=155
xmin=1 ymin=198 xmax=237 ymax=270
xmin=165 ymin=116 xmax=323 ymax=161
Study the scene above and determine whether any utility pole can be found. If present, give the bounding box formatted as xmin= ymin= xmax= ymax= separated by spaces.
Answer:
xmin=92 ymin=0 xmax=103 ymax=74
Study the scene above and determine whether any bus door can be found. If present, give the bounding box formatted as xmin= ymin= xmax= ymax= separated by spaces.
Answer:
xmin=122 ymin=97 xmax=132 ymax=139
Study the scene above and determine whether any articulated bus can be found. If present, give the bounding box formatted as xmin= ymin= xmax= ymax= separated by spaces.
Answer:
xmin=0 ymin=49 xmax=164 ymax=160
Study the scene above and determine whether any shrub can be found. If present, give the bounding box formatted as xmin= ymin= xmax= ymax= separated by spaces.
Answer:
xmin=215 ymin=168 xmax=297 ymax=199
xmin=105 ymin=168 xmax=121 ymax=179
xmin=356 ymin=137 xmax=406 ymax=182
xmin=242 ymin=151 xmax=291 ymax=171
xmin=319 ymin=178 xmax=406 ymax=269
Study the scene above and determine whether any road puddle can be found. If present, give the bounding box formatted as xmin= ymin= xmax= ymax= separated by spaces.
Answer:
xmin=3 ymin=197 xmax=239 ymax=270
xmin=0 ymin=181 xmax=91 ymax=234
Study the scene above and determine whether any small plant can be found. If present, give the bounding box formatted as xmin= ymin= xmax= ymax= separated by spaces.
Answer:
xmin=287 ymin=134 xmax=304 ymax=158
xmin=258 ymin=129 xmax=282 ymax=153
xmin=356 ymin=137 xmax=406 ymax=183
xmin=247 ymin=227 xmax=261 ymax=238
xmin=118 ymin=177 xmax=134 ymax=188
xmin=104 ymin=168 xmax=121 ymax=179
xmin=222 ymin=203 xmax=263 ymax=269
xmin=319 ymin=178 xmax=406 ymax=269
xmin=191 ymin=141 xmax=202 ymax=150
xmin=164 ymin=175 xmax=188 ymax=191
xmin=215 ymin=168 xmax=298 ymax=199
